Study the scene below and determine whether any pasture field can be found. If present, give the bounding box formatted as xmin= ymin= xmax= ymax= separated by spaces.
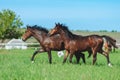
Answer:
xmin=0 ymin=49 xmax=120 ymax=80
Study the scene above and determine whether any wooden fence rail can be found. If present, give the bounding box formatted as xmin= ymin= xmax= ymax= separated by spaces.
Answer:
xmin=0 ymin=43 xmax=120 ymax=48
xmin=0 ymin=43 xmax=39 ymax=46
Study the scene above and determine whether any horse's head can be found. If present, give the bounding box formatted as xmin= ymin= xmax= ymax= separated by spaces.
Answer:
xmin=22 ymin=25 xmax=33 ymax=41
xmin=49 ymin=23 xmax=63 ymax=36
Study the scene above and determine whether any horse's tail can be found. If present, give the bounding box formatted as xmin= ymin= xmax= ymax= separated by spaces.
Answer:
xmin=102 ymin=35 xmax=118 ymax=49
xmin=102 ymin=37 xmax=108 ymax=52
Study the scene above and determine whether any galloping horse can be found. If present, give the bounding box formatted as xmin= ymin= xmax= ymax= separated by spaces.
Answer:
xmin=49 ymin=23 xmax=112 ymax=66
xmin=22 ymin=25 xmax=85 ymax=64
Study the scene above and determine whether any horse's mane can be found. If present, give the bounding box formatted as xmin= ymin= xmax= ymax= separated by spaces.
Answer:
xmin=28 ymin=25 xmax=49 ymax=33
xmin=57 ymin=23 xmax=79 ymax=39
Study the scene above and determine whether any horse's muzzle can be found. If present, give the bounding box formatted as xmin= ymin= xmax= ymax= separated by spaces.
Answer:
xmin=21 ymin=37 xmax=26 ymax=41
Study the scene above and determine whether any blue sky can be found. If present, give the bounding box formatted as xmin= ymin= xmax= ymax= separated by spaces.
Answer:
xmin=0 ymin=0 xmax=120 ymax=31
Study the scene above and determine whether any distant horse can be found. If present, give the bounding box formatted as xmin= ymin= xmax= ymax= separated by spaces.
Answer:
xmin=22 ymin=25 xmax=85 ymax=64
xmin=49 ymin=23 xmax=112 ymax=66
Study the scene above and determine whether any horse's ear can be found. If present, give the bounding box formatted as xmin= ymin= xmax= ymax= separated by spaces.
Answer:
xmin=55 ymin=22 xmax=57 ymax=26
xmin=58 ymin=22 xmax=60 ymax=25
xmin=55 ymin=22 xmax=57 ymax=25
xmin=26 ymin=25 xmax=29 ymax=28
xmin=26 ymin=25 xmax=31 ymax=28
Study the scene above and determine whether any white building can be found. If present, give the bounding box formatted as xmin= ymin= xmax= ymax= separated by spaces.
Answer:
xmin=5 ymin=38 xmax=27 ymax=49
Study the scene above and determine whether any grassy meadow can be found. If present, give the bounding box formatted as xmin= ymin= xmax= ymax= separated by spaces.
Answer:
xmin=0 ymin=49 xmax=120 ymax=80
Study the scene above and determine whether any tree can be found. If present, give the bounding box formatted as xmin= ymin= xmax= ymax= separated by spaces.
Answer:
xmin=0 ymin=9 xmax=23 ymax=42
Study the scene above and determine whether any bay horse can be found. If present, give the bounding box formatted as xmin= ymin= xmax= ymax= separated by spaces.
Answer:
xmin=22 ymin=25 xmax=85 ymax=64
xmin=49 ymin=23 xmax=112 ymax=66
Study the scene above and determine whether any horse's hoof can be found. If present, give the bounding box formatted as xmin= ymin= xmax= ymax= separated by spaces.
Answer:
xmin=31 ymin=61 xmax=34 ymax=63
xmin=108 ymin=63 xmax=112 ymax=67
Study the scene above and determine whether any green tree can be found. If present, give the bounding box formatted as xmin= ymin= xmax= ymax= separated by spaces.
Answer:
xmin=0 ymin=9 xmax=23 ymax=42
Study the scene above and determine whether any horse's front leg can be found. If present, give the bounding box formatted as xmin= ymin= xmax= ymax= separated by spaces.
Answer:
xmin=63 ymin=50 xmax=69 ymax=64
xmin=47 ymin=51 xmax=52 ymax=64
xmin=69 ymin=53 xmax=74 ymax=63
xmin=31 ymin=48 xmax=45 ymax=63
xmin=80 ymin=53 xmax=86 ymax=64
xmin=87 ymin=50 xmax=92 ymax=58
xmin=74 ymin=52 xmax=80 ymax=64
xmin=70 ymin=52 xmax=86 ymax=64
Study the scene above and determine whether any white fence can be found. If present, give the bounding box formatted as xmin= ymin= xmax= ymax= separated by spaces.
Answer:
xmin=0 ymin=43 xmax=39 ymax=46
xmin=0 ymin=43 xmax=120 ymax=49
xmin=117 ymin=43 xmax=120 ymax=48
xmin=0 ymin=43 xmax=40 ymax=49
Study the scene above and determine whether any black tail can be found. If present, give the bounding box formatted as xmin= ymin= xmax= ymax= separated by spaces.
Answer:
xmin=102 ymin=35 xmax=118 ymax=48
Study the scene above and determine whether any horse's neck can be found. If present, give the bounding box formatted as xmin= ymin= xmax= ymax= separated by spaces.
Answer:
xmin=60 ymin=31 xmax=71 ymax=44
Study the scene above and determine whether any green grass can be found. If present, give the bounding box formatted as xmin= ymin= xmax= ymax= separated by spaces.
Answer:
xmin=0 ymin=49 xmax=120 ymax=80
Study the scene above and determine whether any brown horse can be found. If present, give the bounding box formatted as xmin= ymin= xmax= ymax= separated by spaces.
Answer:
xmin=49 ymin=23 xmax=112 ymax=66
xmin=22 ymin=25 xmax=85 ymax=64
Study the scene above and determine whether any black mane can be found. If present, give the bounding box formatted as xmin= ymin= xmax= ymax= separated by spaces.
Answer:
xmin=56 ymin=23 xmax=79 ymax=39
xmin=27 ymin=25 xmax=49 ymax=33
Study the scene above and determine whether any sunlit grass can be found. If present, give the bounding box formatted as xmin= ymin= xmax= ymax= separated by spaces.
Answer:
xmin=0 ymin=49 xmax=120 ymax=80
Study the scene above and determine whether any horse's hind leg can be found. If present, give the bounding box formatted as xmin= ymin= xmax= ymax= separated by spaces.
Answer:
xmin=63 ymin=50 xmax=69 ymax=64
xmin=31 ymin=48 xmax=45 ymax=63
xmin=106 ymin=54 xmax=112 ymax=67
xmin=102 ymin=51 xmax=112 ymax=67
xmin=93 ymin=53 xmax=97 ymax=65
xmin=92 ymin=49 xmax=97 ymax=65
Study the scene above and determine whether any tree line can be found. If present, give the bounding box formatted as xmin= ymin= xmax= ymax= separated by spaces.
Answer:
xmin=0 ymin=9 xmax=23 ymax=42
